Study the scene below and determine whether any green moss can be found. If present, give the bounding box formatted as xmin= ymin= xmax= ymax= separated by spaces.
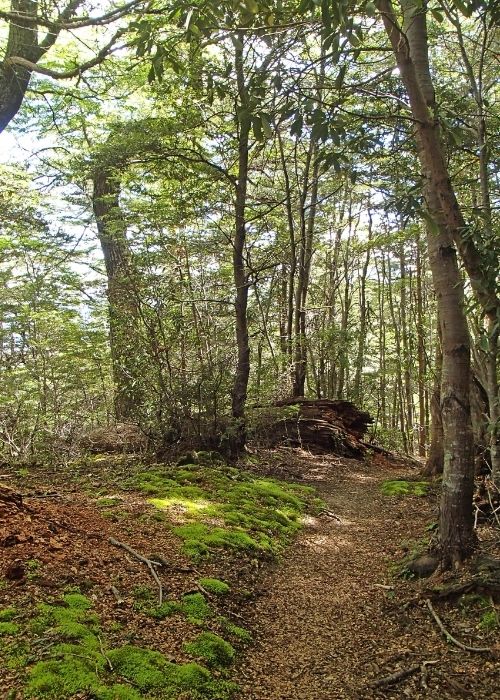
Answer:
xmin=198 ymin=578 xmax=230 ymax=596
xmin=174 ymin=523 xmax=260 ymax=558
xmin=381 ymin=480 xmax=429 ymax=497
xmin=132 ymin=584 xmax=154 ymax=602
xmin=218 ymin=618 xmax=252 ymax=643
xmin=4 ymin=639 xmax=30 ymax=669
xmin=107 ymin=645 xmax=174 ymax=690
xmin=131 ymin=462 xmax=318 ymax=559
xmin=179 ymin=593 xmax=212 ymax=624
xmin=94 ymin=684 xmax=143 ymax=700
xmin=184 ymin=632 xmax=235 ymax=668
xmin=0 ymin=622 xmax=19 ymax=636
xmin=0 ymin=607 xmax=17 ymax=621
xmin=62 ymin=593 xmax=93 ymax=610
xmin=97 ymin=497 xmax=122 ymax=507
xmin=173 ymin=662 xmax=211 ymax=689
xmin=26 ymin=658 xmax=102 ymax=698
xmin=143 ymin=600 xmax=179 ymax=619
xmin=479 ymin=610 xmax=499 ymax=631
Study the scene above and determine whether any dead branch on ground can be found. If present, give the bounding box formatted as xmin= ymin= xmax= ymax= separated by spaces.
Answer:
xmin=425 ymin=598 xmax=491 ymax=653
xmin=108 ymin=537 xmax=163 ymax=604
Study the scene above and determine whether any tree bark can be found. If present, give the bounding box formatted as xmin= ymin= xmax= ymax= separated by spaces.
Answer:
xmin=0 ymin=0 xmax=83 ymax=132
xmin=377 ymin=0 xmax=477 ymax=566
xmin=229 ymin=33 xmax=251 ymax=454
xmin=92 ymin=169 xmax=142 ymax=421
xmin=423 ymin=319 xmax=444 ymax=476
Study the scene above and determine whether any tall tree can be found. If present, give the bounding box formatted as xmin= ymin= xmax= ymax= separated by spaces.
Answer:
xmin=376 ymin=0 xmax=479 ymax=566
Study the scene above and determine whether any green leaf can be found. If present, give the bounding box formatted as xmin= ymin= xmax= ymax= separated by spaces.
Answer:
xmin=261 ymin=114 xmax=273 ymax=139
xmin=244 ymin=0 xmax=260 ymax=13
xmin=252 ymin=115 xmax=263 ymax=141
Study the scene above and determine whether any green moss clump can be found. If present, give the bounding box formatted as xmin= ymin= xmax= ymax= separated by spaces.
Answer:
xmin=0 ymin=607 xmax=17 ymax=621
xmin=96 ymin=497 xmax=122 ymax=507
xmin=0 ymin=622 xmax=19 ymax=636
xmin=179 ymin=593 xmax=212 ymax=624
xmin=184 ymin=632 xmax=235 ymax=668
xmin=143 ymin=601 xmax=179 ymax=619
xmin=218 ymin=618 xmax=252 ymax=643
xmin=131 ymin=462 xmax=318 ymax=559
xmin=107 ymin=645 xmax=174 ymax=691
xmin=174 ymin=523 xmax=260 ymax=558
xmin=173 ymin=662 xmax=211 ymax=690
xmin=62 ymin=593 xmax=93 ymax=610
xmin=381 ymin=480 xmax=429 ymax=497
xmin=26 ymin=658 xmax=102 ymax=698
xmin=198 ymin=578 xmax=230 ymax=596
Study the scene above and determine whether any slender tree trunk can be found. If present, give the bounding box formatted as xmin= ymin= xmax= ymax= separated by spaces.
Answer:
xmin=229 ymin=33 xmax=251 ymax=453
xmin=415 ymin=236 xmax=427 ymax=456
xmin=377 ymin=0 xmax=477 ymax=566
xmin=399 ymin=245 xmax=414 ymax=450
xmin=423 ymin=319 xmax=444 ymax=476
xmin=353 ymin=208 xmax=372 ymax=405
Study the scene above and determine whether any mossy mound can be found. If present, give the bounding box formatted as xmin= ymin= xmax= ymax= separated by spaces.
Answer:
xmin=183 ymin=632 xmax=235 ymax=668
xmin=130 ymin=462 xmax=320 ymax=558
xmin=11 ymin=594 xmax=236 ymax=700
xmin=198 ymin=578 xmax=231 ymax=596
xmin=381 ymin=480 xmax=429 ymax=497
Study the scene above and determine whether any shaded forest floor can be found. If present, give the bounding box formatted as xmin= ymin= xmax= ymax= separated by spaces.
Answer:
xmin=0 ymin=449 xmax=499 ymax=699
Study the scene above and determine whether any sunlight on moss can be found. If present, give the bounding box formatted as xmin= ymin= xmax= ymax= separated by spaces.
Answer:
xmin=381 ymin=480 xmax=429 ymax=497
xmin=149 ymin=495 xmax=212 ymax=515
xmin=130 ymin=461 xmax=320 ymax=559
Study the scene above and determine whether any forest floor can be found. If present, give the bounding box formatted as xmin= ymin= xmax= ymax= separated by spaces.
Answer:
xmin=0 ymin=448 xmax=499 ymax=700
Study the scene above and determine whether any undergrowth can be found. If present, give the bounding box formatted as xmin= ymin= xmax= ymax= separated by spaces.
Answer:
xmin=1 ymin=594 xmax=240 ymax=699
xmin=129 ymin=458 xmax=321 ymax=558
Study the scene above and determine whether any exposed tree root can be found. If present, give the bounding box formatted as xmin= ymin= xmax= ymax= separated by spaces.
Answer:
xmin=425 ymin=599 xmax=492 ymax=653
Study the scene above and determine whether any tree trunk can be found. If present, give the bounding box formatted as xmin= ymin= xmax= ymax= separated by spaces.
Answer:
xmin=377 ymin=0 xmax=477 ymax=566
xmin=0 ymin=0 xmax=82 ymax=132
xmin=415 ymin=235 xmax=427 ymax=457
xmin=92 ymin=169 xmax=142 ymax=421
xmin=229 ymin=33 xmax=251 ymax=453
xmin=423 ymin=319 xmax=444 ymax=476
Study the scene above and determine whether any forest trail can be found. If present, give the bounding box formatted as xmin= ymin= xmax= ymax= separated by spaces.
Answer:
xmin=235 ymin=453 xmax=487 ymax=700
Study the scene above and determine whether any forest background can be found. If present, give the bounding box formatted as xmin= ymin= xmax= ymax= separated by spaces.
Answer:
xmin=0 ymin=0 xmax=498 ymax=564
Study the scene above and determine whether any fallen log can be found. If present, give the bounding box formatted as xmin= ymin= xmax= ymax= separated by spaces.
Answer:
xmin=254 ymin=398 xmax=373 ymax=457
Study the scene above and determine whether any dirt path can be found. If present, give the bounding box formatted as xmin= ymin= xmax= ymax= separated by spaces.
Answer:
xmin=235 ymin=452 xmax=499 ymax=700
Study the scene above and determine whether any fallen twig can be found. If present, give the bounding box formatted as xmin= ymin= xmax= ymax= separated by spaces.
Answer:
xmin=109 ymin=537 xmax=163 ymax=604
xmin=368 ymin=664 xmax=421 ymax=689
xmin=319 ymin=509 xmax=342 ymax=521
xmin=98 ymin=635 xmax=113 ymax=671
xmin=109 ymin=585 xmax=124 ymax=605
xmin=420 ymin=660 xmax=438 ymax=689
xmin=425 ymin=598 xmax=491 ymax=653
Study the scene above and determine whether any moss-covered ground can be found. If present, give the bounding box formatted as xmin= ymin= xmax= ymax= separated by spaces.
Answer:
xmin=0 ymin=451 xmax=319 ymax=700
xmin=129 ymin=458 xmax=321 ymax=558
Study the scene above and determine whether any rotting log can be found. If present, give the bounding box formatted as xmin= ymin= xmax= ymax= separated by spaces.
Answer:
xmin=256 ymin=398 xmax=374 ymax=458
